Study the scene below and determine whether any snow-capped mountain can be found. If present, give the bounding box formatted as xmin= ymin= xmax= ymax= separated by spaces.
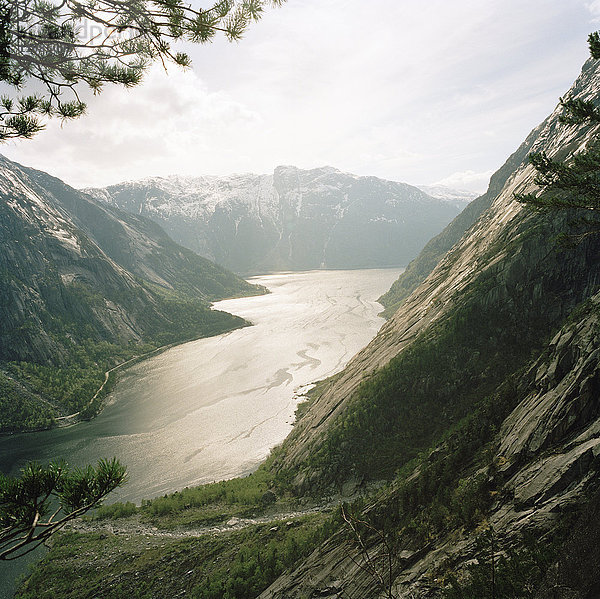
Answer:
xmin=416 ymin=184 xmax=480 ymax=209
xmin=85 ymin=166 xmax=460 ymax=273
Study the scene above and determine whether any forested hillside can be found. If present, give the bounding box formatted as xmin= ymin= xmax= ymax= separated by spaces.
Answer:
xmin=0 ymin=155 xmax=263 ymax=432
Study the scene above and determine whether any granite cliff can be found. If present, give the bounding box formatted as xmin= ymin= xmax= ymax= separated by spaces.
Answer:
xmin=257 ymin=58 xmax=600 ymax=598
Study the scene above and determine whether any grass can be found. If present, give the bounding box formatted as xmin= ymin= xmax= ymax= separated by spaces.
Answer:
xmin=90 ymin=467 xmax=303 ymax=529
xmin=17 ymin=512 xmax=336 ymax=599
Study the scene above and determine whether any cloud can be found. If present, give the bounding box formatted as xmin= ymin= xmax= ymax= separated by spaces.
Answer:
xmin=3 ymin=66 xmax=263 ymax=187
xmin=1 ymin=0 xmax=596 ymax=190
xmin=434 ymin=170 xmax=494 ymax=193
xmin=586 ymin=1 xmax=600 ymax=20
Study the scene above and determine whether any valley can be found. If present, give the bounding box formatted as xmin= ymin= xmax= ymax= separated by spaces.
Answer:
xmin=12 ymin=54 xmax=600 ymax=599
xmin=0 ymin=269 xmax=401 ymax=501
xmin=2 ymin=9 xmax=600 ymax=598
xmin=0 ymin=268 xmax=400 ymax=598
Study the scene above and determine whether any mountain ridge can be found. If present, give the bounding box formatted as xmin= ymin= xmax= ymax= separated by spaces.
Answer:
xmin=0 ymin=154 xmax=263 ymax=432
xmin=84 ymin=165 xmax=461 ymax=273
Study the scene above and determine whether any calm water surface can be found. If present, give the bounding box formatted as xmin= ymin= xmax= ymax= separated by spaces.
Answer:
xmin=0 ymin=268 xmax=401 ymax=595
xmin=0 ymin=269 xmax=402 ymax=505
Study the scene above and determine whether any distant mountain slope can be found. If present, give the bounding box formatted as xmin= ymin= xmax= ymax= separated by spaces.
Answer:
xmin=0 ymin=155 xmax=263 ymax=432
xmin=416 ymin=184 xmax=479 ymax=209
xmin=23 ymin=165 xmax=260 ymax=301
xmin=379 ymin=122 xmax=548 ymax=317
xmin=85 ymin=166 xmax=460 ymax=273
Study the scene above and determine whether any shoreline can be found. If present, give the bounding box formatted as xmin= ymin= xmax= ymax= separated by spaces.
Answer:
xmin=0 ymin=318 xmax=252 ymax=437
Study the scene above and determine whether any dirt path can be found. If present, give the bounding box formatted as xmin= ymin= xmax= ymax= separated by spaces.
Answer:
xmin=65 ymin=505 xmax=333 ymax=539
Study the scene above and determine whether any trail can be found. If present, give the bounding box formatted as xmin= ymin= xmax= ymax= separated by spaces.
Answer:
xmin=65 ymin=504 xmax=334 ymax=539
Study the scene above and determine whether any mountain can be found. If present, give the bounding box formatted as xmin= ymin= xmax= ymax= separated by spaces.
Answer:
xmin=378 ymin=125 xmax=548 ymax=317
xmin=416 ymin=184 xmax=479 ymax=209
xmin=14 ymin=57 xmax=600 ymax=599
xmin=0 ymin=155 xmax=263 ymax=432
xmin=256 ymin=58 xmax=600 ymax=597
xmin=84 ymin=166 xmax=460 ymax=273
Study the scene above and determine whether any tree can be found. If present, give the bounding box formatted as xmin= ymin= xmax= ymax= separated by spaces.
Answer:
xmin=515 ymin=148 xmax=600 ymax=212
xmin=0 ymin=458 xmax=126 ymax=560
xmin=515 ymin=32 xmax=600 ymax=240
xmin=0 ymin=0 xmax=285 ymax=140
xmin=340 ymin=504 xmax=399 ymax=599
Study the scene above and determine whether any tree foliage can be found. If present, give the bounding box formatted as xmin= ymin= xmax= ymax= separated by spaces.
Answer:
xmin=515 ymin=148 xmax=600 ymax=213
xmin=0 ymin=458 xmax=126 ymax=560
xmin=515 ymin=31 xmax=600 ymax=239
xmin=588 ymin=31 xmax=600 ymax=60
xmin=0 ymin=0 xmax=285 ymax=140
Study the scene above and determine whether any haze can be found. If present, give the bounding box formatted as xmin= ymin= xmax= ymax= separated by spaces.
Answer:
xmin=2 ymin=0 xmax=599 ymax=192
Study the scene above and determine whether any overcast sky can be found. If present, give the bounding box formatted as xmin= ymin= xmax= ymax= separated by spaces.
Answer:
xmin=3 ymin=0 xmax=600 ymax=192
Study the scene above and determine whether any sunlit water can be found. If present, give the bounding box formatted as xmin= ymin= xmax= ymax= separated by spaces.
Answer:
xmin=0 ymin=268 xmax=401 ymax=595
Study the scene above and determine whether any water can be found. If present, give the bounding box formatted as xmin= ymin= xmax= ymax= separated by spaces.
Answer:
xmin=0 ymin=268 xmax=402 ymax=594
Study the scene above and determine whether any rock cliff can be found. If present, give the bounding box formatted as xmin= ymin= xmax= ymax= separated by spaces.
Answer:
xmin=259 ymin=58 xmax=600 ymax=598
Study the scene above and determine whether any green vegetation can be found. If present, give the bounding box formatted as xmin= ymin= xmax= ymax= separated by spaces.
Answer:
xmin=0 ymin=340 xmax=150 ymax=429
xmin=443 ymin=531 xmax=558 ymax=599
xmin=336 ymin=377 xmax=517 ymax=550
xmin=515 ymin=32 xmax=600 ymax=242
xmin=1 ymin=459 xmax=127 ymax=561
xmin=304 ymin=267 xmax=550 ymax=486
xmin=1 ymin=0 xmax=286 ymax=140
xmin=17 ymin=512 xmax=336 ymax=599
xmin=516 ymin=146 xmax=600 ymax=212
xmin=7 ymin=342 xmax=137 ymax=409
xmin=0 ymin=277 xmax=250 ymax=432
xmin=139 ymin=282 xmax=249 ymax=346
xmin=0 ymin=373 xmax=55 ymax=431
xmin=93 ymin=468 xmax=289 ymax=528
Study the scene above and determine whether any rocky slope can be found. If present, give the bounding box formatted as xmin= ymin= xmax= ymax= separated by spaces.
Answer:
xmin=0 ymin=155 xmax=262 ymax=431
xmin=85 ymin=167 xmax=460 ymax=273
xmin=256 ymin=58 xmax=600 ymax=598
xmin=378 ymin=121 xmax=552 ymax=318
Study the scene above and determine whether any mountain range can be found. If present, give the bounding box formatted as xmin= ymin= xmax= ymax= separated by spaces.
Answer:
xmin=85 ymin=167 xmax=461 ymax=273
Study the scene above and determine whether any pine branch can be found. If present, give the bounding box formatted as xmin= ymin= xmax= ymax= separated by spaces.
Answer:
xmin=0 ymin=0 xmax=287 ymax=139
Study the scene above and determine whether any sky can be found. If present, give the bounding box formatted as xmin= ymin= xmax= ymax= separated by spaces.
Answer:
xmin=2 ymin=0 xmax=600 ymax=192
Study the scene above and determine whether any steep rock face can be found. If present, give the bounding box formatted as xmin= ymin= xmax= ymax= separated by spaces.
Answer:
xmin=270 ymin=58 xmax=600 ymax=477
xmin=0 ymin=155 xmax=258 ymax=365
xmin=0 ymin=156 xmax=144 ymax=364
xmin=259 ymin=59 xmax=600 ymax=598
xmin=85 ymin=167 xmax=460 ymax=273
xmin=379 ymin=119 xmax=549 ymax=317
xmin=0 ymin=155 xmax=262 ymax=430
xmin=262 ymin=297 xmax=600 ymax=599
xmin=22 ymin=165 xmax=261 ymax=301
